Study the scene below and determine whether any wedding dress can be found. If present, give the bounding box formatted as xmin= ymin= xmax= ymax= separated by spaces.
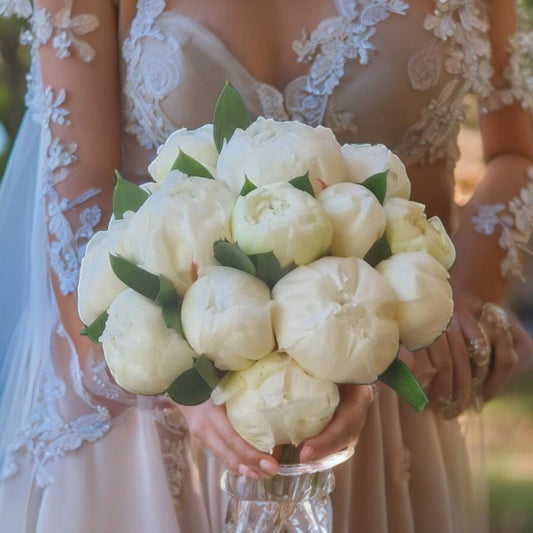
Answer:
xmin=0 ymin=1 xmax=530 ymax=532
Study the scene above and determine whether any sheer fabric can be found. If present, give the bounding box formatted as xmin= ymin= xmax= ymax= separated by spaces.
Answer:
xmin=0 ymin=0 xmax=530 ymax=531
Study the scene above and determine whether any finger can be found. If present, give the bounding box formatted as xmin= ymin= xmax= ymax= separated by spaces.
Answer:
xmin=399 ymin=346 xmax=436 ymax=390
xmin=445 ymin=317 xmax=472 ymax=418
xmin=482 ymin=322 xmax=518 ymax=402
xmin=509 ymin=312 xmax=533 ymax=373
xmin=299 ymin=385 xmax=373 ymax=462
xmin=208 ymin=404 xmax=279 ymax=476
xmin=426 ymin=334 xmax=454 ymax=413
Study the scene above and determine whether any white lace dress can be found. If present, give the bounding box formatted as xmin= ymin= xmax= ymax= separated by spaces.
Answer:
xmin=0 ymin=1 xmax=531 ymax=532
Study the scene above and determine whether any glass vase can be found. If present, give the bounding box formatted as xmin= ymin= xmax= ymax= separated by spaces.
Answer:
xmin=221 ymin=447 xmax=354 ymax=533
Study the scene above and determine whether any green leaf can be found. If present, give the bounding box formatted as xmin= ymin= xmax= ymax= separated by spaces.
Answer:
xmin=193 ymin=354 xmax=224 ymax=390
xmin=239 ymin=176 xmax=257 ymax=196
xmin=362 ymin=171 xmax=388 ymax=204
xmin=109 ymin=254 xmax=160 ymax=300
xmin=113 ymin=170 xmax=150 ymax=219
xmin=171 ymin=150 xmax=214 ymax=179
xmin=379 ymin=358 xmax=428 ymax=412
xmin=80 ymin=310 xmax=108 ymax=343
xmin=161 ymin=304 xmax=184 ymax=336
xmin=250 ymin=251 xmax=296 ymax=288
xmin=155 ymin=275 xmax=180 ymax=307
xmin=363 ymin=234 xmax=392 ymax=267
xmin=213 ymin=81 xmax=251 ymax=152
xmin=166 ymin=367 xmax=213 ymax=406
xmin=213 ymin=240 xmax=256 ymax=275
xmin=289 ymin=172 xmax=314 ymax=197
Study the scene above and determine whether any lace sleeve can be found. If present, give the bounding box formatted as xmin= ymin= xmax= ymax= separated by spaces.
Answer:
xmin=480 ymin=1 xmax=533 ymax=113
xmin=25 ymin=0 xmax=121 ymax=296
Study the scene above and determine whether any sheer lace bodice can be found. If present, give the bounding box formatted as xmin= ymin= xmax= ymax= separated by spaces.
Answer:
xmin=120 ymin=0 xmax=516 ymax=180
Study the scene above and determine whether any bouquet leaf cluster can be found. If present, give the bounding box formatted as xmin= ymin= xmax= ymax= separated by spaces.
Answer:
xmin=78 ymin=82 xmax=456 ymax=453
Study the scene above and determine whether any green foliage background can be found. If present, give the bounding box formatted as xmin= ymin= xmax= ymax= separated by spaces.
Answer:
xmin=0 ymin=16 xmax=29 ymax=180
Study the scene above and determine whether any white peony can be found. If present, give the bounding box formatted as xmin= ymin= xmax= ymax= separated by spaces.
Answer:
xmin=78 ymin=214 xmax=131 ymax=325
xmin=232 ymin=182 xmax=333 ymax=268
xmin=181 ymin=267 xmax=275 ymax=371
xmin=341 ymin=143 xmax=411 ymax=200
xmin=211 ymin=352 xmax=339 ymax=453
xmin=377 ymin=252 xmax=453 ymax=350
xmin=100 ymin=289 xmax=195 ymax=395
xmin=124 ymin=173 xmax=236 ymax=296
xmin=272 ymin=256 xmax=399 ymax=384
xmin=384 ymin=198 xmax=456 ymax=270
xmin=318 ymin=182 xmax=386 ymax=258
xmin=216 ymin=117 xmax=347 ymax=195
xmin=148 ymin=124 xmax=219 ymax=182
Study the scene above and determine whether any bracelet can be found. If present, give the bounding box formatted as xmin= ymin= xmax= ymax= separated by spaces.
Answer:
xmin=472 ymin=167 xmax=533 ymax=281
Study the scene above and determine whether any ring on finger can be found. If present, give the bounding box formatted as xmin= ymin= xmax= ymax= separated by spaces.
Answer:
xmin=467 ymin=326 xmax=491 ymax=367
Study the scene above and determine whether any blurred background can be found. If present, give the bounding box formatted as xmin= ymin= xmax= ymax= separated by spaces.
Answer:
xmin=0 ymin=5 xmax=532 ymax=532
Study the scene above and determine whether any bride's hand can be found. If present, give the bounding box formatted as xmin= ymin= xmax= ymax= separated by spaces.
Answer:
xmin=178 ymin=400 xmax=279 ymax=479
xmin=400 ymin=294 xmax=526 ymax=418
xmin=298 ymin=384 xmax=374 ymax=463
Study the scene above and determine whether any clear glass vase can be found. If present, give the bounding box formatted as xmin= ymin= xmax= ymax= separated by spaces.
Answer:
xmin=221 ymin=447 xmax=354 ymax=533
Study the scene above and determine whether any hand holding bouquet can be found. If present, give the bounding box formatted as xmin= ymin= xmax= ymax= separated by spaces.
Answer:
xmin=78 ymin=83 xmax=455 ymax=455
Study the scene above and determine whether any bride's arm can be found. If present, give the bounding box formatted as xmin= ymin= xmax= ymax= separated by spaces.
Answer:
xmin=413 ymin=0 xmax=533 ymax=417
xmin=33 ymin=0 xmax=121 ymax=364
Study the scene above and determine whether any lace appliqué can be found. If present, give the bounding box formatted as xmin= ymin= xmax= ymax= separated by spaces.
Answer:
xmin=122 ymin=0 xmax=185 ymax=150
xmin=22 ymin=2 xmax=102 ymax=295
xmin=0 ymin=0 xmax=32 ymax=19
xmin=21 ymin=0 xmax=99 ymax=63
xmin=1 ymin=325 xmax=112 ymax=487
xmin=480 ymin=7 xmax=533 ymax=114
xmin=472 ymin=167 xmax=533 ymax=281
xmin=290 ymin=0 xmax=409 ymax=126
xmin=398 ymin=0 xmax=492 ymax=169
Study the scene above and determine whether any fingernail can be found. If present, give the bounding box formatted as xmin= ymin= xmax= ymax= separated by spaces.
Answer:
xmin=259 ymin=458 xmax=278 ymax=475
xmin=418 ymin=368 xmax=437 ymax=389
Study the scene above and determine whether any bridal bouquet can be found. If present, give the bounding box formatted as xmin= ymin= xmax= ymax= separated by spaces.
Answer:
xmin=78 ymin=83 xmax=455 ymax=455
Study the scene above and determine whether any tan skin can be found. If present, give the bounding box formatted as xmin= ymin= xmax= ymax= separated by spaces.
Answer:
xmin=42 ymin=0 xmax=533 ymax=478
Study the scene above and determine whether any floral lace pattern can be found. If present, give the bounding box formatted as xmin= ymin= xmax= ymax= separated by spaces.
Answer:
xmin=473 ymin=167 xmax=533 ymax=281
xmin=397 ymin=0 xmax=492 ymax=169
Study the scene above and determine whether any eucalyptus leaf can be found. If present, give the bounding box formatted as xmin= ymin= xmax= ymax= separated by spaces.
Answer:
xmin=363 ymin=234 xmax=392 ymax=267
xmin=362 ymin=171 xmax=388 ymax=204
xmin=193 ymin=354 xmax=224 ymax=390
xmin=250 ymin=251 xmax=296 ymax=288
xmin=289 ymin=172 xmax=314 ymax=197
xmin=213 ymin=81 xmax=251 ymax=152
xmin=379 ymin=358 xmax=428 ymax=412
xmin=213 ymin=240 xmax=256 ymax=275
xmin=80 ymin=310 xmax=108 ymax=344
xmin=166 ymin=367 xmax=213 ymax=406
xmin=109 ymin=254 xmax=160 ymax=301
xmin=239 ymin=176 xmax=257 ymax=196
xmin=171 ymin=150 xmax=214 ymax=179
xmin=161 ymin=304 xmax=184 ymax=337
xmin=113 ymin=170 xmax=150 ymax=219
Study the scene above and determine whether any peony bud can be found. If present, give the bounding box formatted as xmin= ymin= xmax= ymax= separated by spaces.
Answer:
xmin=318 ymin=182 xmax=386 ymax=258
xmin=181 ymin=267 xmax=275 ymax=371
xmin=100 ymin=289 xmax=195 ymax=395
xmin=124 ymin=174 xmax=236 ymax=296
xmin=78 ymin=214 xmax=131 ymax=325
xmin=216 ymin=117 xmax=347 ymax=195
xmin=211 ymin=352 xmax=339 ymax=453
xmin=272 ymin=256 xmax=399 ymax=384
xmin=384 ymin=198 xmax=456 ymax=270
xmin=148 ymin=124 xmax=219 ymax=183
xmin=341 ymin=143 xmax=411 ymax=200
xmin=232 ymin=182 xmax=333 ymax=267
xmin=376 ymin=252 xmax=453 ymax=350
